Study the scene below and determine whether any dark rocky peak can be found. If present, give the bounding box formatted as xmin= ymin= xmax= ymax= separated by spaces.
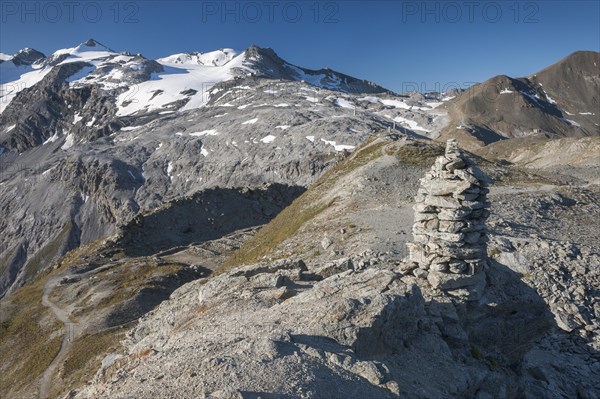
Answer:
xmin=11 ymin=47 xmax=46 ymax=66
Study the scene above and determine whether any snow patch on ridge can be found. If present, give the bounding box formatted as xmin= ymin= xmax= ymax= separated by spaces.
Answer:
xmin=260 ymin=135 xmax=276 ymax=143
xmin=320 ymin=138 xmax=355 ymax=152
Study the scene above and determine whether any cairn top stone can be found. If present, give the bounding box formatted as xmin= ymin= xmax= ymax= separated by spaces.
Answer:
xmin=444 ymin=139 xmax=462 ymax=160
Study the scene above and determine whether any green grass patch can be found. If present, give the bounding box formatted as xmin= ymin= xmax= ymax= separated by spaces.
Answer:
xmin=488 ymin=247 xmax=501 ymax=258
xmin=56 ymin=328 xmax=125 ymax=397
xmin=391 ymin=141 xmax=445 ymax=166
xmin=0 ymin=276 xmax=63 ymax=397
xmin=219 ymin=201 xmax=329 ymax=270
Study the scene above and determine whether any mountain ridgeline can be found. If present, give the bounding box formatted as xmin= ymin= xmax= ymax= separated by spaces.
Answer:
xmin=439 ymin=51 xmax=599 ymax=147
xmin=0 ymin=40 xmax=599 ymax=399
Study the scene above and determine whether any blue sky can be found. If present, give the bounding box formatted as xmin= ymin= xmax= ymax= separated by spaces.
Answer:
xmin=1 ymin=1 xmax=598 ymax=92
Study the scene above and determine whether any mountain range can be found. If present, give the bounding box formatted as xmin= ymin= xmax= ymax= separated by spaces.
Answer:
xmin=0 ymin=39 xmax=598 ymax=399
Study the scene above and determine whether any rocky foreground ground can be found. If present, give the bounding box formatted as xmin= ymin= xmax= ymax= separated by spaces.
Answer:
xmin=62 ymin=136 xmax=600 ymax=399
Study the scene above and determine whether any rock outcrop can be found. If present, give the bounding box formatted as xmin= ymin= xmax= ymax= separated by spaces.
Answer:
xmin=407 ymin=139 xmax=490 ymax=298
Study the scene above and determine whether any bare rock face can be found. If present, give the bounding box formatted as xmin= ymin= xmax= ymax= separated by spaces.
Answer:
xmin=407 ymin=139 xmax=490 ymax=298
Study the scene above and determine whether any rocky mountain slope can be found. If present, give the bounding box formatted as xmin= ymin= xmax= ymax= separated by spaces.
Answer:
xmin=0 ymin=39 xmax=392 ymax=152
xmin=1 ymin=41 xmax=599 ymax=399
xmin=55 ymin=136 xmax=598 ymax=399
xmin=0 ymin=40 xmax=450 ymax=298
xmin=439 ymin=51 xmax=599 ymax=148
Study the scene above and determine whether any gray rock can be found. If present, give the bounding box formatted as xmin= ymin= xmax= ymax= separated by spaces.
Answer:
xmin=427 ymin=270 xmax=486 ymax=290
xmin=321 ymin=236 xmax=334 ymax=250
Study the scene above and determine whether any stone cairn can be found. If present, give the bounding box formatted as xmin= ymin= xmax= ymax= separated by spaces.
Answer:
xmin=406 ymin=139 xmax=490 ymax=293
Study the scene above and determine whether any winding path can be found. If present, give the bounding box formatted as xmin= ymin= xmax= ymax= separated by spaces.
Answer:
xmin=39 ymin=276 xmax=79 ymax=399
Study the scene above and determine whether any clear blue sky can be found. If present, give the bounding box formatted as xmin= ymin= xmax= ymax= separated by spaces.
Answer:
xmin=1 ymin=1 xmax=598 ymax=92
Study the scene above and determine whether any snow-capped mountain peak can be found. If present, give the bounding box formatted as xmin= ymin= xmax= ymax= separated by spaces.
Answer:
xmin=49 ymin=38 xmax=116 ymax=65
xmin=78 ymin=38 xmax=114 ymax=52
xmin=157 ymin=48 xmax=238 ymax=67
xmin=116 ymin=49 xmax=252 ymax=116
xmin=0 ymin=41 xmax=390 ymax=120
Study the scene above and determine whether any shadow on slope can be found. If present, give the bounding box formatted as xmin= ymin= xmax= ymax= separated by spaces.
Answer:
xmin=117 ymin=183 xmax=306 ymax=257
xmin=312 ymin=260 xmax=598 ymax=398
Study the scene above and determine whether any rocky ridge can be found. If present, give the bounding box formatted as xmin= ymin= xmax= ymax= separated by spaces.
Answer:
xmin=62 ymin=136 xmax=600 ymax=399
xmin=0 ymin=40 xmax=450 ymax=298
xmin=439 ymin=51 xmax=599 ymax=149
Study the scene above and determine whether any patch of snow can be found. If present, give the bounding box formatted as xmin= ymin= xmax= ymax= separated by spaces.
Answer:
xmin=237 ymin=104 xmax=250 ymax=110
xmin=542 ymin=90 xmax=556 ymax=104
xmin=167 ymin=162 xmax=174 ymax=181
xmin=559 ymin=117 xmax=580 ymax=127
xmin=213 ymin=113 xmax=228 ymax=118
xmin=42 ymin=166 xmax=57 ymax=175
xmin=242 ymin=118 xmax=258 ymax=125
xmin=73 ymin=113 xmax=83 ymax=124
xmin=190 ymin=129 xmax=219 ymax=137
xmin=121 ymin=126 xmax=142 ymax=131
xmin=306 ymin=135 xmax=315 ymax=142
xmin=43 ymin=132 xmax=61 ymax=144
xmin=357 ymin=96 xmax=380 ymax=103
xmin=394 ymin=116 xmax=430 ymax=132
xmin=320 ymin=138 xmax=355 ymax=152
xmin=260 ymin=135 xmax=276 ymax=143
xmin=61 ymin=134 xmax=75 ymax=150
xmin=520 ymin=91 xmax=541 ymax=104
xmin=334 ymin=98 xmax=355 ymax=109
xmin=274 ymin=103 xmax=289 ymax=107
xmin=381 ymin=99 xmax=411 ymax=109
xmin=441 ymin=95 xmax=456 ymax=101
xmin=86 ymin=117 xmax=96 ymax=127
xmin=565 ymin=111 xmax=575 ymax=116
xmin=500 ymin=88 xmax=513 ymax=94
xmin=5 ymin=124 xmax=15 ymax=132
xmin=285 ymin=64 xmax=342 ymax=90
xmin=201 ymin=147 xmax=209 ymax=156
xmin=580 ymin=112 xmax=594 ymax=115
xmin=276 ymin=125 xmax=290 ymax=130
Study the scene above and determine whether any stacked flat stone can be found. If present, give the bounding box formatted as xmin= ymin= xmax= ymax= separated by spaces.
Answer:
xmin=407 ymin=139 xmax=490 ymax=289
